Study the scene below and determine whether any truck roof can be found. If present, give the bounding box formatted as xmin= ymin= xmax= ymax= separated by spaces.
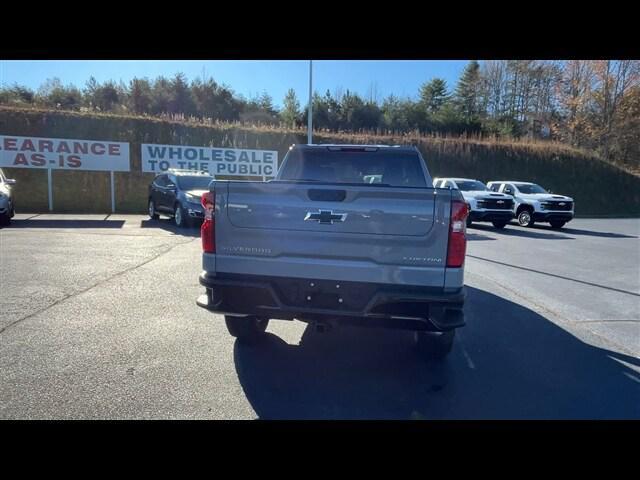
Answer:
xmin=488 ymin=180 xmax=535 ymax=185
xmin=435 ymin=177 xmax=480 ymax=182
xmin=292 ymin=143 xmax=415 ymax=152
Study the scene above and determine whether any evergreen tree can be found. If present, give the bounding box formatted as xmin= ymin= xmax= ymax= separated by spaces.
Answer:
xmin=168 ymin=73 xmax=194 ymax=115
xmin=128 ymin=77 xmax=152 ymax=114
xmin=454 ymin=60 xmax=481 ymax=121
xmin=419 ymin=78 xmax=450 ymax=113
xmin=280 ymin=88 xmax=300 ymax=128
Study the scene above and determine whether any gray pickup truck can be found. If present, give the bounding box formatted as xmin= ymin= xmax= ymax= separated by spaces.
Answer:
xmin=196 ymin=144 xmax=468 ymax=359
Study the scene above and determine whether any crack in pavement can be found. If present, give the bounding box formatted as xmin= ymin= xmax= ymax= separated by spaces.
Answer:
xmin=0 ymin=237 xmax=197 ymax=336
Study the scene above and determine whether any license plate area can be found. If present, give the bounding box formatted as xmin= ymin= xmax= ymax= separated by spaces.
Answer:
xmin=272 ymin=278 xmax=376 ymax=312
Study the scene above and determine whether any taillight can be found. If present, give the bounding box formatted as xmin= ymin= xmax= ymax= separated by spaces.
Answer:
xmin=446 ymin=197 xmax=468 ymax=268
xmin=201 ymin=191 xmax=215 ymax=253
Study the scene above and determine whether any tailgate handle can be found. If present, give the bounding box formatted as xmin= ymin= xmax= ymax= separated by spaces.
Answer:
xmin=308 ymin=189 xmax=346 ymax=202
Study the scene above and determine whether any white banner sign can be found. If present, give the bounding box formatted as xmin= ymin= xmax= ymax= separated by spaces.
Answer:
xmin=141 ymin=143 xmax=278 ymax=178
xmin=0 ymin=135 xmax=130 ymax=172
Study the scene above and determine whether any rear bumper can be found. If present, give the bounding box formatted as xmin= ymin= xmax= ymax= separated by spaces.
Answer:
xmin=197 ymin=272 xmax=465 ymax=331
xmin=532 ymin=211 xmax=574 ymax=222
xmin=469 ymin=210 xmax=514 ymax=222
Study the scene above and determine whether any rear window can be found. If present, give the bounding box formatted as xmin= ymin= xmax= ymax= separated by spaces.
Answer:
xmin=278 ymin=148 xmax=428 ymax=187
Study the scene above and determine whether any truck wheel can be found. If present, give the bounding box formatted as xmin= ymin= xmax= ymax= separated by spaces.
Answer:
xmin=415 ymin=329 xmax=455 ymax=360
xmin=148 ymin=199 xmax=160 ymax=220
xmin=174 ymin=203 xmax=191 ymax=228
xmin=517 ymin=210 xmax=535 ymax=227
xmin=466 ymin=217 xmax=473 ymax=228
xmin=492 ymin=221 xmax=507 ymax=229
xmin=0 ymin=213 xmax=9 ymax=226
xmin=225 ymin=315 xmax=269 ymax=344
xmin=550 ymin=221 xmax=566 ymax=229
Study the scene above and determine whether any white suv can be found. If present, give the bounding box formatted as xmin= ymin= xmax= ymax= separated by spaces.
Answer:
xmin=0 ymin=168 xmax=16 ymax=226
xmin=486 ymin=181 xmax=574 ymax=229
xmin=433 ymin=177 xmax=515 ymax=229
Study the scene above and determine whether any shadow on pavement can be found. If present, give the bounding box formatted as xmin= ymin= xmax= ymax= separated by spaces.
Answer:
xmin=470 ymin=223 xmax=574 ymax=240
xmin=233 ymin=286 xmax=640 ymax=419
xmin=6 ymin=219 xmax=125 ymax=229
xmin=139 ymin=218 xmax=200 ymax=237
xmin=531 ymin=224 xmax=638 ymax=239
xmin=466 ymin=232 xmax=497 ymax=241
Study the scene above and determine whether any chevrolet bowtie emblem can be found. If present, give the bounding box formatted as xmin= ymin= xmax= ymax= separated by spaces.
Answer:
xmin=497 ymin=200 xmax=504 ymax=204
xmin=304 ymin=209 xmax=347 ymax=224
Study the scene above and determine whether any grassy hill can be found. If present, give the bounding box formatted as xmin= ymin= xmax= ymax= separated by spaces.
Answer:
xmin=1 ymin=106 xmax=639 ymax=216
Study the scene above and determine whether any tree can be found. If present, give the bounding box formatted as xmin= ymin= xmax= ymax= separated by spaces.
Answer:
xmin=128 ymin=77 xmax=152 ymax=114
xmin=150 ymin=76 xmax=172 ymax=114
xmin=168 ymin=73 xmax=194 ymax=115
xmin=0 ymin=84 xmax=35 ymax=105
xmin=419 ymin=78 xmax=450 ymax=113
xmin=280 ymin=88 xmax=300 ymax=128
xmin=37 ymin=78 xmax=82 ymax=110
xmin=454 ymin=61 xmax=481 ymax=121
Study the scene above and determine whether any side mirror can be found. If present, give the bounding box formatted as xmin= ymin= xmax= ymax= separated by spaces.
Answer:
xmin=504 ymin=189 xmax=514 ymax=195
xmin=5 ymin=179 xmax=16 ymax=185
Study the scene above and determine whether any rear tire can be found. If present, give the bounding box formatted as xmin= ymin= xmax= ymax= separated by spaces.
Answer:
xmin=148 ymin=199 xmax=160 ymax=220
xmin=225 ymin=315 xmax=269 ymax=344
xmin=492 ymin=221 xmax=507 ymax=229
xmin=415 ymin=329 xmax=455 ymax=360
xmin=550 ymin=221 xmax=566 ymax=229
xmin=466 ymin=217 xmax=473 ymax=228
xmin=0 ymin=213 xmax=9 ymax=226
xmin=517 ymin=209 xmax=535 ymax=227
xmin=174 ymin=203 xmax=190 ymax=228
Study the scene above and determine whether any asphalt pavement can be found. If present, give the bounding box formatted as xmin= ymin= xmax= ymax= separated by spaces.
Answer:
xmin=0 ymin=214 xmax=638 ymax=419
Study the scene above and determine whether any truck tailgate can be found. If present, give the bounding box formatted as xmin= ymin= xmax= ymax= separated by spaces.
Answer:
xmin=214 ymin=181 xmax=453 ymax=288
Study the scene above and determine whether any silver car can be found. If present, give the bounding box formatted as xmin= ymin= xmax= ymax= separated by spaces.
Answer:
xmin=0 ymin=168 xmax=16 ymax=225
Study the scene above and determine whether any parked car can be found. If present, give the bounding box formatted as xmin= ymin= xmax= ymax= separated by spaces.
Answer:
xmin=433 ymin=177 xmax=515 ymax=229
xmin=486 ymin=181 xmax=574 ymax=228
xmin=0 ymin=168 xmax=16 ymax=226
xmin=196 ymin=144 xmax=469 ymax=360
xmin=148 ymin=169 xmax=215 ymax=227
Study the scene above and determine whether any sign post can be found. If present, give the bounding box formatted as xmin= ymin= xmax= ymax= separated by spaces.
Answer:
xmin=47 ymin=168 xmax=53 ymax=211
xmin=110 ymin=171 xmax=116 ymax=213
xmin=308 ymin=60 xmax=313 ymax=145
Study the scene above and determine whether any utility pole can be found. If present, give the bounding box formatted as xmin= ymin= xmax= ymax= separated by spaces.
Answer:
xmin=307 ymin=60 xmax=313 ymax=144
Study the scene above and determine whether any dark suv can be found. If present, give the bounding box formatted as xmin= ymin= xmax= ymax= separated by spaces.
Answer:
xmin=148 ymin=169 xmax=215 ymax=227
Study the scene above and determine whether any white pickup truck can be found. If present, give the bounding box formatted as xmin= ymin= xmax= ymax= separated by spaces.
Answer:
xmin=433 ymin=178 xmax=515 ymax=229
xmin=486 ymin=181 xmax=574 ymax=229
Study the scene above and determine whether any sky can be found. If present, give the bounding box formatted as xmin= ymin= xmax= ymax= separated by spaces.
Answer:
xmin=0 ymin=60 xmax=470 ymax=108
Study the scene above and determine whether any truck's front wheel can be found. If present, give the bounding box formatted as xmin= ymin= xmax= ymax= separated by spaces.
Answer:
xmin=415 ymin=329 xmax=455 ymax=360
xmin=225 ymin=315 xmax=269 ymax=344
xmin=517 ymin=209 xmax=535 ymax=227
